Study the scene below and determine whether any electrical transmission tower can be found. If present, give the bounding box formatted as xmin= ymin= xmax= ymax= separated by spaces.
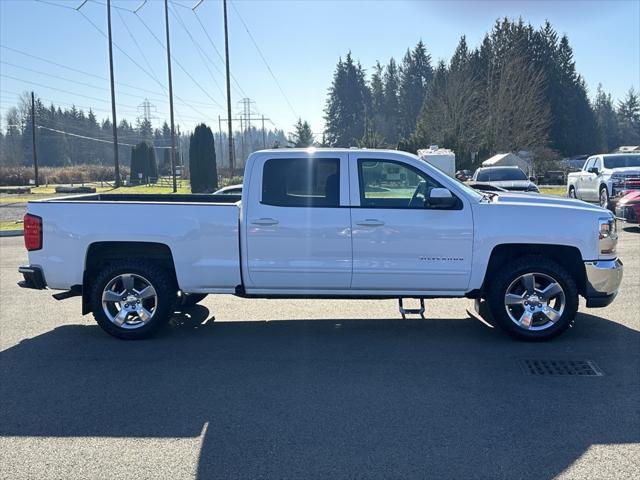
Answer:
xmin=137 ymin=98 xmax=157 ymax=123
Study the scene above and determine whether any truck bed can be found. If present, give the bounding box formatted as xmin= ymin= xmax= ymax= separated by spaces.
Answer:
xmin=34 ymin=193 xmax=242 ymax=204
xmin=26 ymin=194 xmax=242 ymax=292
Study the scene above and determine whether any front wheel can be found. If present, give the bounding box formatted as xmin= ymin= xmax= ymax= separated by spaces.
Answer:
xmin=486 ymin=256 xmax=578 ymax=341
xmin=90 ymin=260 xmax=177 ymax=339
xmin=568 ymin=186 xmax=576 ymax=199
xmin=599 ymin=186 xmax=609 ymax=209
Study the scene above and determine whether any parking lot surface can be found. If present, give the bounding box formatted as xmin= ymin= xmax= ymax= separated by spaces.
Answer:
xmin=1 ymin=227 xmax=639 ymax=479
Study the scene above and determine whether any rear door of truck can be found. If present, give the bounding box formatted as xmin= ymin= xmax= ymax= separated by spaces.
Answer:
xmin=243 ymin=152 xmax=351 ymax=290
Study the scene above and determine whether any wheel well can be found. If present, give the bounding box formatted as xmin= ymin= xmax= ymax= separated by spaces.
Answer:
xmin=82 ymin=242 xmax=177 ymax=314
xmin=484 ymin=244 xmax=586 ymax=296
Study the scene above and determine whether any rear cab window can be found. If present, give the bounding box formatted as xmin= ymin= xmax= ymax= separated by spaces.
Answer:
xmin=262 ymin=157 xmax=341 ymax=207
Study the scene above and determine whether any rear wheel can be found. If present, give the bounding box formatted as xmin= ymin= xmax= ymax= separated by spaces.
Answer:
xmin=90 ymin=260 xmax=176 ymax=339
xmin=486 ymin=256 xmax=578 ymax=341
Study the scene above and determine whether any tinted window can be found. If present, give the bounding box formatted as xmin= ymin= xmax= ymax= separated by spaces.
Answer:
xmin=584 ymin=158 xmax=595 ymax=171
xmin=358 ymin=159 xmax=444 ymax=208
xmin=603 ymin=155 xmax=640 ymax=169
xmin=262 ymin=158 xmax=340 ymax=207
xmin=476 ymin=168 xmax=527 ymax=181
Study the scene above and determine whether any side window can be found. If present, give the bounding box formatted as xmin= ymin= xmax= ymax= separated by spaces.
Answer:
xmin=593 ymin=158 xmax=602 ymax=171
xmin=358 ymin=159 xmax=445 ymax=209
xmin=262 ymin=158 xmax=340 ymax=207
xmin=584 ymin=158 xmax=595 ymax=171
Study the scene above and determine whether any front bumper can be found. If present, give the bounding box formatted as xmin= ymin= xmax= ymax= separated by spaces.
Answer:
xmin=615 ymin=204 xmax=639 ymax=224
xmin=18 ymin=265 xmax=47 ymax=290
xmin=584 ymin=259 xmax=623 ymax=308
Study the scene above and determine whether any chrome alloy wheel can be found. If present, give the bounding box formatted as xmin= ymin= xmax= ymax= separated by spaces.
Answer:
xmin=504 ymin=272 xmax=565 ymax=331
xmin=600 ymin=188 xmax=609 ymax=208
xmin=102 ymin=273 xmax=158 ymax=329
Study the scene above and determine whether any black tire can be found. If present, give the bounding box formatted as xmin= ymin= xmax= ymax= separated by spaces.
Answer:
xmin=179 ymin=293 xmax=208 ymax=307
xmin=90 ymin=259 xmax=177 ymax=340
xmin=568 ymin=186 xmax=576 ymax=199
xmin=486 ymin=256 xmax=578 ymax=341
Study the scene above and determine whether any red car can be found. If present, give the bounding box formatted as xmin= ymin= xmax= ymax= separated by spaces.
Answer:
xmin=615 ymin=190 xmax=640 ymax=225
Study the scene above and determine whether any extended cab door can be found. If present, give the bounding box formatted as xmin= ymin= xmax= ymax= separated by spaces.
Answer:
xmin=243 ymin=152 xmax=352 ymax=290
xmin=349 ymin=152 xmax=474 ymax=293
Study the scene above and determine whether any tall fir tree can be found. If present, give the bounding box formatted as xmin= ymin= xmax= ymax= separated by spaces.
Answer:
xmin=398 ymin=41 xmax=433 ymax=139
xmin=288 ymin=119 xmax=315 ymax=147
xmin=323 ymin=52 xmax=370 ymax=146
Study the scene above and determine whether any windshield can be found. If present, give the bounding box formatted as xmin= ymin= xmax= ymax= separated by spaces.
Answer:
xmin=603 ymin=155 xmax=640 ymax=169
xmin=476 ymin=168 xmax=527 ymax=181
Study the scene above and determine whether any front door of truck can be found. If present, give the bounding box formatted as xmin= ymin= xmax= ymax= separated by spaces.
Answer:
xmin=349 ymin=153 xmax=474 ymax=292
xmin=244 ymin=153 xmax=352 ymax=290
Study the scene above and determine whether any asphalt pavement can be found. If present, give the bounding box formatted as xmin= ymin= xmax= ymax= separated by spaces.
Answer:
xmin=0 ymin=227 xmax=638 ymax=479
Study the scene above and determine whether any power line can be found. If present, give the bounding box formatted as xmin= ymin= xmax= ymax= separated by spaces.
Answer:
xmin=168 ymin=1 xmax=225 ymax=98
xmin=114 ymin=7 xmax=163 ymax=87
xmin=229 ymin=0 xmax=299 ymax=119
xmin=191 ymin=5 xmax=248 ymax=98
xmin=133 ymin=5 xmax=225 ymax=109
xmin=0 ymin=44 xmax=164 ymax=96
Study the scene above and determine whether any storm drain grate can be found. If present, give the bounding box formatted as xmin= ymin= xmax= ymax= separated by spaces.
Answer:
xmin=519 ymin=359 xmax=604 ymax=376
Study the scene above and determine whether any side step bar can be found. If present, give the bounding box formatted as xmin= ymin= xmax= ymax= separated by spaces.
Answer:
xmin=398 ymin=298 xmax=425 ymax=319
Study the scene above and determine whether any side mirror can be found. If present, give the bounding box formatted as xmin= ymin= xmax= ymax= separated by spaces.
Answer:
xmin=529 ymin=176 xmax=536 ymax=182
xmin=588 ymin=167 xmax=599 ymax=175
xmin=427 ymin=188 xmax=457 ymax=208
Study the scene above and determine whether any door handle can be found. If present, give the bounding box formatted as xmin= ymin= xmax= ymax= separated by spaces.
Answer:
xmin=356 ymin=219 xmax=385 ymax=227
xmin=251 ymin=218 xmax=279 ymax=226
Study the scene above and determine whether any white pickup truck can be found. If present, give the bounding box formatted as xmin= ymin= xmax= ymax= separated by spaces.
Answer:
xmin=19 ymin=148 xmax=623 ymax=341
xmin=567 ymin=153 xmax=640 ymax=208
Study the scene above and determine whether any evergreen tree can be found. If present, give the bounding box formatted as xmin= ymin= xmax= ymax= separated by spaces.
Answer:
xmin=189 ymin=123 xmax=218 ymax=193
xmin=288 ymin=118 xmax=315 ymax=147
xmin=594 ymin=84 xmax=620 ymax=152
xmin=398 ymin=41 xmax=433 ymax=138
xmin=323 ymin=53 xmax=370 ymax=146
xmin=382 ymin=58 xmax=401 ymax=144
xmin=618 ymin=87 xmax=640 ymax=145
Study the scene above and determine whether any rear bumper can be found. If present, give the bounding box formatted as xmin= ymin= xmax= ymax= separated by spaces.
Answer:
xmin=584 ymin=259 xmax=623 ymax=308
xmin=18 ymin=265 xmax=47 ymax=290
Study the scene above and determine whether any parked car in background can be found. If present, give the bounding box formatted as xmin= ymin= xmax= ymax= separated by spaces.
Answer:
xmin=615 ymin=190 xmax=640 ymax=225
xmin=567 ymin=153 xmax=640 ymax=209
xmin=455 ymin=170 xmax=472 ymax=181
xmin=214 ymin=184 xmax=243 ymax=195
xmin=471 ymin=166 xmax=539 ymax=193
xmin=538 ymin=170 xmax=565 ymax=185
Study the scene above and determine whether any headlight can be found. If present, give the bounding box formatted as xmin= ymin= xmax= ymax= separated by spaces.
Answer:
xmin=598 ymin=216 xmax=617 ymax=255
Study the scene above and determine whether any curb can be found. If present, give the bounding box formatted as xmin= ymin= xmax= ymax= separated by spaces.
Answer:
xmin=0 ymin=230 xmax=23 ymax=237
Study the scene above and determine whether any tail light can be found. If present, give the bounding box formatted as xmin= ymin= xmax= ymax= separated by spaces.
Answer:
xmin=23 ymin=214 xmax=42 ymax=251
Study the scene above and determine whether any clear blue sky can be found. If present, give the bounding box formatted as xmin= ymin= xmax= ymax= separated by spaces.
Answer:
xmin=1 ymin=0 xmax=639 ymax=138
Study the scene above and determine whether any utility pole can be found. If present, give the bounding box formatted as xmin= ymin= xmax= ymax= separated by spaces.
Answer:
xmin=239 ymin=114 xmax=245 ymax=166
xmin=261 ymin=115 xmax=266 ymax=148
xmin=218 ymin=115 xmax=224 ymax=168
xmin=106 ymin=0 xmax=121 ymax=187
xmin=164 ymin=0 xmax=177 ymax=192
xmin=223 ymin=0 xmax=234 ymax=176
xmin=30 ymin=92 xmax=39 ymax=187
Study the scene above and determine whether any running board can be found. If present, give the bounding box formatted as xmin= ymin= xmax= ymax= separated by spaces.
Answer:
xmin=52 ymin=289 xmax=82 ymax=301
xmin=398 ymin=298 xmax=425 ymax=319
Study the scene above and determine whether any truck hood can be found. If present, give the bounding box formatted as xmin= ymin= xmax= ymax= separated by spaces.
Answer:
xmin=486 ymin=180 xmax=534 ymax=190
xmin=491 ymin=192 xmax=608 ymax=213
xmin=609 ymin=167 xmax=640 ymax=176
